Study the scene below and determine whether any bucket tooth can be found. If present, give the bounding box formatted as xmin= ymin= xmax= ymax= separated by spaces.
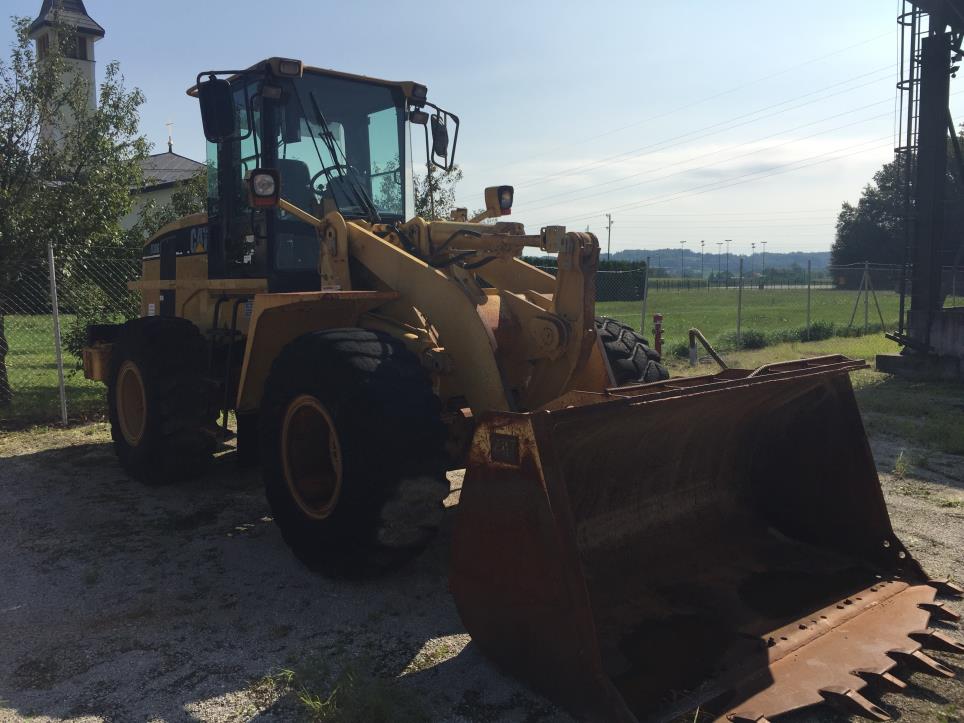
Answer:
xmin=818 ymin=687 xmax=891 ymax=721
xmin=918 ymin=601 xmax=961 ymax=622
xmin=888 ymin=649 xmax=956 ymax=677
xmin=910 ymin=628 xmax=964 ymax=654
xmin=928 ymin=578 xmax=964 ymax=597
xmin=853 ymin=669 xmax=908 ymax=692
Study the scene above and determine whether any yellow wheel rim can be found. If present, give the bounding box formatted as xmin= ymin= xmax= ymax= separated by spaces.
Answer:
xmin=117 ymin=360 xmax=147 ymax=446
xmin=281 ymin=395 xmax=343 ymax=520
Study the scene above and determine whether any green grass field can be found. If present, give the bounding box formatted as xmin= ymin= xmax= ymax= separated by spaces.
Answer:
xmin=597 ymin=286 xmax=901 ymax=352
xmin=0 ymin=286 xmax=903 ymax=427
xmin=0 ymin=314 xmax=105 ymax=426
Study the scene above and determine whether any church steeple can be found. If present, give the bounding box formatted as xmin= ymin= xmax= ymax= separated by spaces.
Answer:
xmin=28 ymin=1 xmax=105 ymax=41
xmin=28 ymin=1 xmax=105 ymax=140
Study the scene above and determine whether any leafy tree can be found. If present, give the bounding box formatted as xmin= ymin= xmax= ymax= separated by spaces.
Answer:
xmin=832 ymin=130 xmax=964 ymax=268
xmin=414 ymin=165 xmax=463 ymax=220
xmin=124 ymin=169 xmax=208 ymax=248
xmin=0 ymin=16 xmax=148 ymax=406
xmin=831 ymin=160 xmax=905 ymax=267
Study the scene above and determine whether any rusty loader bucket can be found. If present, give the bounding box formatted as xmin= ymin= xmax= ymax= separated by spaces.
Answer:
xmin=450 ymin=356 xmax=963 ymax=722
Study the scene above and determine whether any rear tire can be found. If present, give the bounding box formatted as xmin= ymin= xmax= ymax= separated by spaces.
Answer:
xmin=260 ymin=328 xmax=447 ymax=576
xmin=107 ymin=317 xmax=216 ymax=484
xmin=596 ymin=316 xmax=669 ymax=385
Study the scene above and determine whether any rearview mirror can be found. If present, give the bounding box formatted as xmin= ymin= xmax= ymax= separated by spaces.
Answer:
xmin=198 ymin=76 xmax=236 ymax=143
xmin=431 ymin=114 xmax=449 ymax=160
xmin=425 ymin=107 xmax=459 ymax=172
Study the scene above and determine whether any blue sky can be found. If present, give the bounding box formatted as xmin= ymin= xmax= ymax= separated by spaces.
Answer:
xmin=5 ymin=0 xmax=960 ymax=254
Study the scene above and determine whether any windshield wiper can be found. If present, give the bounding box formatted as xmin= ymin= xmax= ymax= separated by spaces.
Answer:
xmin=305 ymin=92 xmax=381 ymax=223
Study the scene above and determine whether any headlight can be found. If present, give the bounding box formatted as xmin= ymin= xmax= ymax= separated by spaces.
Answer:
xmin=252 ymin=173 xmax=276 ymax=197
xmin=247 ymin=169 xmax=280 ymax=208
xmin=277 ymin=58 xmax=303 ymax=77
xmin=498 ymin=186 xmax=514 ymax=211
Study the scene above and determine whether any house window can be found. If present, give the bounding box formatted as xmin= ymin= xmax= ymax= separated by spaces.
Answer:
xmin=37 ymin=34 xmax=49 ymax=60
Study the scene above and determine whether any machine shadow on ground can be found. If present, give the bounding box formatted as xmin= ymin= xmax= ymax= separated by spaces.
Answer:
xmin=1 ymin=406 xmax=962 ymax=722
xmin=0 ymin=437 xmax=563 ymax=722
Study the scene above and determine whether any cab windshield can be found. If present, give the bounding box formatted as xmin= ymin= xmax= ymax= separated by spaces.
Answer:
xmin=276 ymin=72 xmax=407 ymax=219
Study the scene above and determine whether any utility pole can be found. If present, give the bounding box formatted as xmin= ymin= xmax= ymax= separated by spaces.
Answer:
xmin=750 ymin=242 xmax=756 ymax=276
xmin=725 ymin=239 xmax=731 ymax=288
xmin=679 ymin=240 xmax=687 ymax=290
xmin=605 ymin=214 xmax=613 ymax=262
xmin=700 ymin=240 xmax=705 ymax=283
xmin=716 ymin=241 xmax=723 ymax=285
xmin=761 ymin=241 xmax=767 ymax=288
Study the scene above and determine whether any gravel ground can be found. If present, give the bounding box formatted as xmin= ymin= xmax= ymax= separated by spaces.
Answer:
xmin=0 ymin=411 xmax=961 ymax=722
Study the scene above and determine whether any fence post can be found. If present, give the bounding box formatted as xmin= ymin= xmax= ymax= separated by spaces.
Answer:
xmin=806 ymin=260 xmax=812 ymax=341
xmin=737 ymin=258 xmax=744 ymax=346
xmin=640 ymin=257 xmax=650 ymax=335
xmin=47 ymin=241 xmax=68 ymax=426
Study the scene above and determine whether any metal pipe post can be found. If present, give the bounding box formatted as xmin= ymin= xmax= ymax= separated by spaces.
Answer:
xmin=737 ymin=257 xmax=744 ymax=346
xmin=725 ymin=239 xmax=731 ymax=289
xmin=640 ymin=256 xmax=650 ymax=334
xmin=47 ymin=241 xmax=67 ymax=426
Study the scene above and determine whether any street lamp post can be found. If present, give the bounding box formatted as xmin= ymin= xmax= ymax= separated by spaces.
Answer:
xmin=700 ymin=240 xmax=705 ymax=286
xmin=679 ymin=240 xmax=687 ymax=291
xmin=761 ymin=241 xmax=767 ymax=288
xmin=716 ymin=241 xmax=723 ymax=287
xmin=725 ymin=239 xmax=731 ymax=288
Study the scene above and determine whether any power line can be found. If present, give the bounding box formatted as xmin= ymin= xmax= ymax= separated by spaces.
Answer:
xmin=513 ymin=65 xmax=895 ymax=189
xmin=525 ymin=87 xmax=964 ymax=228
xmin=473 ymin=30 xmax=894 ymax=175
xmin=541 ymin=135 xmax=892 ymax=227
xmin=520 ymin=108 xmax=891 ymax=213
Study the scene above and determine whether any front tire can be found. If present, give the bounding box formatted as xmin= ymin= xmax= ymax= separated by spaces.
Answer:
xmin=260 ymin=328 xmax=447 ymax=576
xmin=107 ymin=317 xmax=216 ymax=484
xmin=596 ymin=316 xmax=669 ymax=385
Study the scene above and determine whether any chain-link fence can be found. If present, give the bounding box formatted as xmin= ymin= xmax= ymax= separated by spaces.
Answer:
xmin=0 ymin=249 xmax=139 ymax=427
xmin=1 ymin=256 xmax=961 ymax=427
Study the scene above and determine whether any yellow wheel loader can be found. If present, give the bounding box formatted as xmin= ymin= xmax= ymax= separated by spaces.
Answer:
xmin=82 ymin=58 xmax=962 ymax=721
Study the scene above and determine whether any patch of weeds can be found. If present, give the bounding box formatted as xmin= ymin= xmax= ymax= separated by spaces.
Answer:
xmin=893 ymin=480 xmax=932 ymax=500
xmin=940 ymin=499 xmax=964 ymax=509
xmin=670 ymin=341 xmax=690 ymax=359
xmin=719 ymin=329 xmax=768 ymax=350
xmin=893 ymin=450 xmax=909 ymax=479
xmin=246 ymin=669 xmax=295 ymax=711
xmin=922 ymin=413 xmax=964 ymax=455
xmin=800 ymin=320 xmax=835 ymax=341
xmin=934 ymin=704 xmax=962 ymax=723
xmin=297 ymin=661 xmax=429 ymax=723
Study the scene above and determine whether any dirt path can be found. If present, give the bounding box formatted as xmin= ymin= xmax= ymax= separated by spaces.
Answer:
xmin=0 ymin=419 xmax=961 ymax=722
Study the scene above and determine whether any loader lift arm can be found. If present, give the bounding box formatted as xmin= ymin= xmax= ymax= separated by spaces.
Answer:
xmin=234 ymin=197 xmax=605 ymax=414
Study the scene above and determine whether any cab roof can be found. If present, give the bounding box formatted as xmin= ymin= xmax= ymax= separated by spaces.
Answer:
xmin=186 ymin=57 xmax=426 ymax=105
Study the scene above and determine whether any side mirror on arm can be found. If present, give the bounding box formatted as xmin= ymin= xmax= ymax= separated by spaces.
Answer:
xmin=419 ymin=105 xmax=459 ymax=172
xmin=197 ymin=76 xmax=237 ymax=142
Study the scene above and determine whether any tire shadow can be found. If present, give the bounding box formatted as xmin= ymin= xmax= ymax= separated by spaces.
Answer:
xmin=0 ymin=440 xmax=519 ymax=722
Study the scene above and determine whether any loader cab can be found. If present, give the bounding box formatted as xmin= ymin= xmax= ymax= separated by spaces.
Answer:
xmin=196 ymin=59 xmax=419 ymax=292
